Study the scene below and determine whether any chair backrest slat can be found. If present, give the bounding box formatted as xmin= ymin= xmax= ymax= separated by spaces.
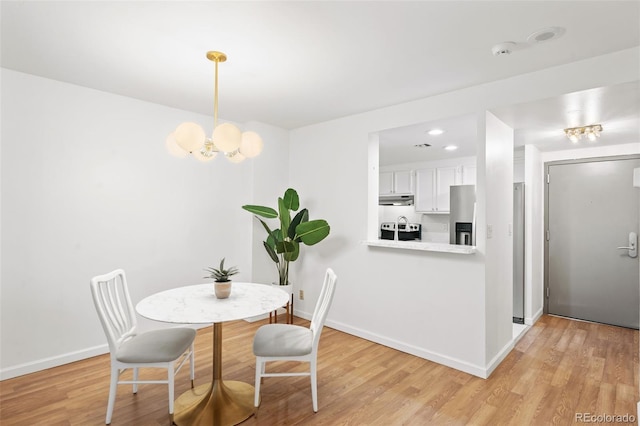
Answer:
xmin=309 ymin=268 xmax=337 ymax=348
xmin=90 ymin=269 xmax=137 ymax=353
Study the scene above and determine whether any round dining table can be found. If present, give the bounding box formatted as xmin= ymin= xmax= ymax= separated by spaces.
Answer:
xmin=136 ymin=282 xmax=289 ymax=426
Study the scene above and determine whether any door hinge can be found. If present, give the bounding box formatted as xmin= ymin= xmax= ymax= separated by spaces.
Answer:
xmin=546 ymin=287 xmax=550 ymax=298
xmin=546 ymin=173 xmax=550 ymax=184
xmin=546 ymin=230 xmax=550 ymax=241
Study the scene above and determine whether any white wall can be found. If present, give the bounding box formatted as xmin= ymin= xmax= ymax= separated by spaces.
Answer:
xmin=524 ymin=145 xmax=544 ymax=324
xmin=288 ymin=47 xmax=639 ymax=377
xmin=243 ymin=121 xmax=290 ymax=286
xmin=482 ymin=112 xmax=514 ymax=371
xmin=291 ymin=120 xmax=487 ymax=374
xmin=0 ymin=69 xmax=285 ymax=379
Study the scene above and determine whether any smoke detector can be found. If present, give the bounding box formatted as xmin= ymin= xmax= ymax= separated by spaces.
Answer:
xmin=492 ymin=42 xmax=516 ymax=56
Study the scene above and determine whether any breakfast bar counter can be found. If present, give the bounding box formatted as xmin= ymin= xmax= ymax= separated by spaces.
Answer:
xmin=364 ymin=239 xmax=476 ymax=254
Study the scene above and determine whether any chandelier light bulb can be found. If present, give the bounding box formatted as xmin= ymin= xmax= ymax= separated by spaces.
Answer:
xmin=587 ymin=130 xmax=597 ymax=142
xmin=166 ymin=132 xmax=189 ymax=158
xmin=212 ymin=123 xmax=242 ymax=153
xmin=175 ymin=122 xmax=206 ymax=152
xmin=569 ymin=131 xmax=579 ymax=143
xmin=239 ymin=131 xmax=264 ymax=158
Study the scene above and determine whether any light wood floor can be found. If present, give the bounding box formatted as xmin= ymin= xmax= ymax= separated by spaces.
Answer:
xmin=1 ymin=314 xmax=638 ymax=425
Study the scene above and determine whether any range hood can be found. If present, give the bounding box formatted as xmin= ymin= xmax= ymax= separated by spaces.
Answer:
xmin=378 ymin=194 xmax=414 ymax=206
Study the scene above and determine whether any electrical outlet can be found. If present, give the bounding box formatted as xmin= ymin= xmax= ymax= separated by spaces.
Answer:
xmin=299 ymin=290 xmax=304 ymax=300
xmin=487 ymin=224 xmax=493 ymax=239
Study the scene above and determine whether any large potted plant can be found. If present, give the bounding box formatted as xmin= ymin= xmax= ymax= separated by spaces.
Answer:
xmin=242 ymin=188 xmax=330 ymax=287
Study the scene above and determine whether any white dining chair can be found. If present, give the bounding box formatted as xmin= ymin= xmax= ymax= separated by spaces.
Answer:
xmin=253 ymin=268 xmax=337 ymax=412
xmin=90 ymin=269 xmax=196 ymax=425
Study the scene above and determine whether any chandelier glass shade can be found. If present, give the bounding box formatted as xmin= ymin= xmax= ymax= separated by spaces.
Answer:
xmin=166 ymin=51 xmax=263 ymax=163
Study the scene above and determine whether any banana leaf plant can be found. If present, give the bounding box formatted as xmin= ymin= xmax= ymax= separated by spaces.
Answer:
xmin=242 ymin=188 xmax=330 ymax=286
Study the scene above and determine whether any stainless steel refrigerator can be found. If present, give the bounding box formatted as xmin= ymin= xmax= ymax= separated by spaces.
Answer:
xmin=513 ymin=182 xmax=525 ymax=324
xmin=449 ymin=185 xmax=476 ymax=245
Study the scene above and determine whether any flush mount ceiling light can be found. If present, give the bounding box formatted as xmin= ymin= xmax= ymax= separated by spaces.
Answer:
xmin=527 ymin=27 xmax=566 ymax=44
xmin=166 ymin=51 xmax=263 ymax=163
xmin=564 ymin=124 xmax=603 ymax=143
xmin=427 ymin=129 xmax=444 ymax=136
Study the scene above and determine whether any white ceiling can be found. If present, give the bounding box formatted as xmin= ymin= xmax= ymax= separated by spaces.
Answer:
xmin=379 ymin=81 xmax=640 ymax=165
xmin=2 ymin=1 xmax=639 ymax=164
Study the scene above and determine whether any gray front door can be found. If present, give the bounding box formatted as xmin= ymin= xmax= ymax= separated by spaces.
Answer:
xmin=546 ymin=156 xmax=639 ymax=329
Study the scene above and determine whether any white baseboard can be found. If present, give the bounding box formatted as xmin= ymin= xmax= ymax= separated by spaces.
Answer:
xmin=323 ymin=317 xmax=488 ymax=378
xmin=0 ymin=324 xmax=208 ymax=381
xmin=2 ymin=311 xmax=526 ymax=382
xmin=0 ymin=344 xmax=109 ymax=381
xmin=525 ymin=307 xmax=543 ymax=325
xmin=484 ymin=339 xmax=515 ymax=378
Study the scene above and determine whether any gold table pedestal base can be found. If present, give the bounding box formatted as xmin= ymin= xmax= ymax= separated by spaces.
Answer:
xmin=173 ymin=380 xmax=255 ymax=426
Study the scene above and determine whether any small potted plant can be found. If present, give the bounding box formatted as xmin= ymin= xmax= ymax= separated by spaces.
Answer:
xmin=204 ymin=258 xmax=238 ymax=299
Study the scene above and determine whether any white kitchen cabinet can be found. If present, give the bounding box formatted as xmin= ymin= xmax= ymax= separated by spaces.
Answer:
xmin=379 ymin=170 xmax=414 ymax=195
xmin=462 ymin=165 xmax=476 ymax=185
xmin=379 ymin=171 xmax=395 ymax=195
xmin=415 ymin=166 xmax=458 ymax=213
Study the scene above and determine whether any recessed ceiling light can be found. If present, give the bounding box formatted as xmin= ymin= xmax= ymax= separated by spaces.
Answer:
xmin=427 ymin=129 xmax=444 ymax=136
xmin=444 ymin=145 xmax=458 ymax=151
xmin=527 ymin=27 xmax=566 ymax=44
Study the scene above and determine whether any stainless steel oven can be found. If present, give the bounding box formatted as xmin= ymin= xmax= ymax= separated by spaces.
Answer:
xmin=380 ymin=222 xmax=421 ymax=241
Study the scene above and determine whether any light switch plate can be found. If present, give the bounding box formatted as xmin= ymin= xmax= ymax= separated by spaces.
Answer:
xmin=634 ymin=168 xmax=640 ymax=188
xmin=487 ymin=224 xmax=493 ymax=239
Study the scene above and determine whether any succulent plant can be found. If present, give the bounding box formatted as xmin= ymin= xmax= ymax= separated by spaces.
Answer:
xmin=204 ymin=258 xmax=239 ymax=283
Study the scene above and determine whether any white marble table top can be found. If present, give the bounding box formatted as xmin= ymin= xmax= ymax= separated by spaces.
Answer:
xmin=136 ymin=282 xmax=290 ymax=324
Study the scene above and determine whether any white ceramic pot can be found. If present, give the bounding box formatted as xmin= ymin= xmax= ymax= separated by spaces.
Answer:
xmin=214 ymin=281 xmax=232 ymax=299
xmin=272 ymin=283 xmax=293 ymax=295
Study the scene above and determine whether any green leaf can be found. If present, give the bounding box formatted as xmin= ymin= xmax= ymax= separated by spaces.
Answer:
xmin=276 ymin=240 xmax=296 ymax=256
xmin=278 ymin=197 xmax=291 ymax=239
xmin=266 ymin=229 xmax=281 ymax=250
xmin=296 ymin=220 xmax=330 ymax=245
xmin=263 ymin=241 xmax=279 ymax=263
xmin=256 ymin=217 xmax=273 ymax=238
xmin=288 ymin=208 xmax=308 ymax=239
xmin=242 ymin=205 xmax=278 ymax=218
xmin=282 ymin=188 xmax=299 ymax=211
xmin=283 ymin=240 xmax=300 ymax=262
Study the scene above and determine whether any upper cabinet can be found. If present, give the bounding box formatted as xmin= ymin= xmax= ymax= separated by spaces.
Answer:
xmin=461 ymin=165 xmax=476 ymax=185
xmin=379 ymin=170 xmax=414 ymax=195
xmin=415 ymin=166 xmax=458 ymax=213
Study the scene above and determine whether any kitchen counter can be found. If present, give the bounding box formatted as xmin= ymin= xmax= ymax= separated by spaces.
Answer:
xmin=364 ymin=239 xmax=476 ymax=254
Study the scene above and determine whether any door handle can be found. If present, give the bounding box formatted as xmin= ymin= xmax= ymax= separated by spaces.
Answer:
xmin=617 ymin=232 xmax=638 ymax=258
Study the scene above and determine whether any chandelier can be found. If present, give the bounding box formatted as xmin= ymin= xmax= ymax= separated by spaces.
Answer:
xmin=166 ymin=51 xmax=263 ymax=163
xmin=564 ymin=124 xmax=603 ymax=143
